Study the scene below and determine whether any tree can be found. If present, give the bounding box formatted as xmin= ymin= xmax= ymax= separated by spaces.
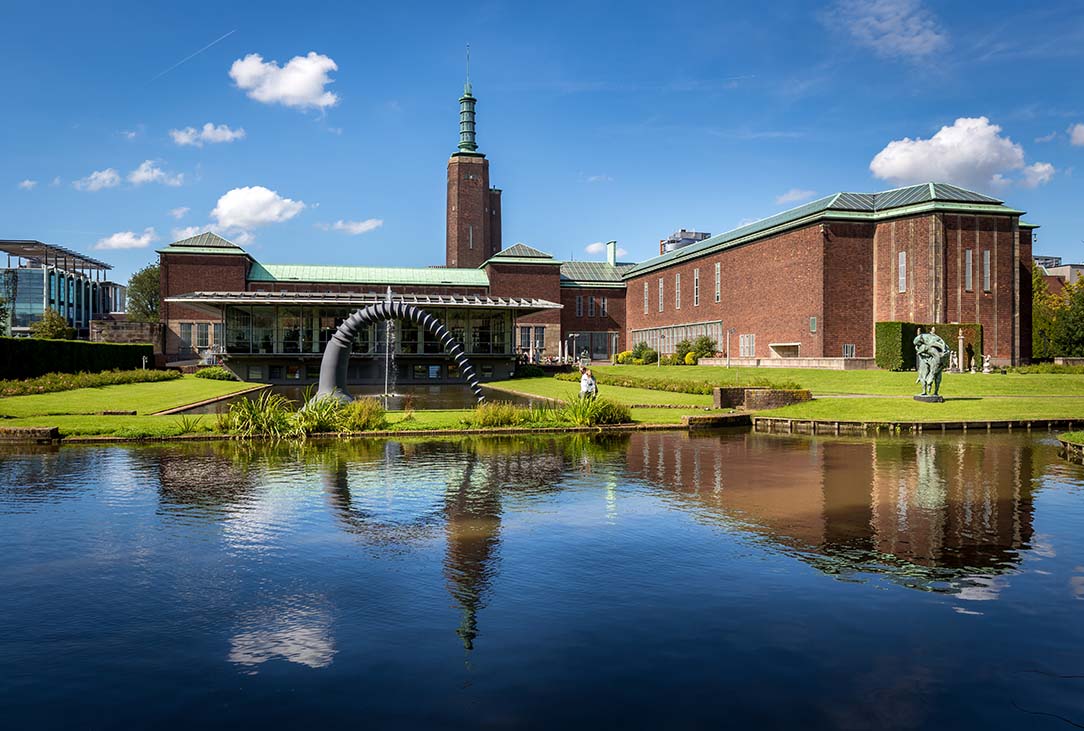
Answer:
xmin=1032 ymin=266 xmax=1061 ymax=360
xmin=127 ymin=263 xmax=160 ymax=322
xmin=1053 ymin=280 xmax=1084 ymax=357
xmin=0 ymin=296 xmax=8 ymax=337
xmin=30 ymin=308 xmax=76 ymax=339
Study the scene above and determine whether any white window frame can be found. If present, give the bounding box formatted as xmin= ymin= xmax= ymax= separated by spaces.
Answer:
xmin=714 ymin=262 xmax=721 ymax=303
xmin=576 ymin=295 xmax=583 ymax=317
xmin=739 ymin=333 xmax=755 ymax=358
xmin=658 ymin=278 xmax=664 ymax=312
xmin=964 ymin=249 xmax=973 ymax=291
xmin=600 ymin=297 xmax=607 ymax=318
xmin=842 ymin=343 xmax=856 ymax=358
xmin=983 ymin=249 xmax=991 ymax=292
xmin=898 ymin=251 xmax=907 ymax=293
xmin=809 ymin=316 xmax=817 ymax=334
xmin=693 ymin=268 xmax=700 ymax=307
xmin=588 ymin=296 xmax=596 ymax=317
xmin=196 ymin=322 xmax=210 ymax=348
xmin=675 ymin=273 xmax=681 ymax=310
xmin=643 ymin=281 xmax=649 ymax=314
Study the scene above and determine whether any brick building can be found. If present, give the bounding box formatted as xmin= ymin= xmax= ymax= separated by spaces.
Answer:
xmin=624 ymin=183 xmax=1035 ymax=366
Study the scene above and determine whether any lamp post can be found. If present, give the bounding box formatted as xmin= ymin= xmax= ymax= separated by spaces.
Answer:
xmin=725 ymin=327 xmax=736 ymax=368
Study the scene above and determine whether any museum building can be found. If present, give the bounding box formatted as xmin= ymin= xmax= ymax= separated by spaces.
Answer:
xmin=160 ymin=77 xmax=631 ymax=384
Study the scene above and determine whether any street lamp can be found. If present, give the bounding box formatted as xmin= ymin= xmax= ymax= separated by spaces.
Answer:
xmin=658 ymin=332 xmax=666 ymax=369
xmin=726 ymin=327 xmax=736 ymax=368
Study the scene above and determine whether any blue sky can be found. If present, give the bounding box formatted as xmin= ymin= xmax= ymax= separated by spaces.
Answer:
xmin=4 ymin=0 xmax=1084 ymax=281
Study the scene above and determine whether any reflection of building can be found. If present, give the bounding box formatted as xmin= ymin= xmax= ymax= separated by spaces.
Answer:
xmin=624 ymin=431 xmax=1038 ymax=588
xmin=0 ymin=239 xmax=126 ymax=336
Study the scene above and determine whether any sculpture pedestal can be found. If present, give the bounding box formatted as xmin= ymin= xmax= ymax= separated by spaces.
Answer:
xmin=913 ymin=394 xmax=944 ymax=403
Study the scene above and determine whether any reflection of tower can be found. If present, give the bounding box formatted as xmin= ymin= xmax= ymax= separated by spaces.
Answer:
xmin=443 ymin=456 xmax=502 ymax=650
xmin=446 ymin=48 xmax=502 ymax=269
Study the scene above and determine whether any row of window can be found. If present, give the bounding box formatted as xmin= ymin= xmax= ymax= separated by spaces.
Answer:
xmin=244 ymin=361 xmax=496 ymax=382
xmin=643 ymin=263 xmax=722 ymax=314
xmin=178 ymin=322 xmax=223 ymax=352
xmin=897 ymin=249 xmax=992 ymax=294
xmin=574 ymin=295 xmax=608 ymax=318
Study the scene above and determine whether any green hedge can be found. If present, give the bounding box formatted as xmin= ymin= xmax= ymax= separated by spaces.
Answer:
xmin=553 ymin=370 xmax=801 ymax=394
xmin=874 ymin=322 xmax=982 ymax=371
xmin=0 ymin=337 xmax=154 ymax=379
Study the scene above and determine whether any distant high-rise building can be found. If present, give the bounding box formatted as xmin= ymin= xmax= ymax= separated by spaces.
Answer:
xmin=446 ymin=60 xmax=502 ymax=269
xmin=659 ymin=229 xmax=710 ymax=255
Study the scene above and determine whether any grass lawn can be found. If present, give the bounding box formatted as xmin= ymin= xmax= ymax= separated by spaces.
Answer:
xmin=0 ymin=376 xmax=257 ymax=418
xmin=761 ymin=396 xmax=1084 ymax=423
xmin=1061 ymin=431 xmax=1084 ymax=446
xmin=485 ymin=377 xmax=712 ymax=406
xmin=593 ymin=365 xmax=1084 ymax=397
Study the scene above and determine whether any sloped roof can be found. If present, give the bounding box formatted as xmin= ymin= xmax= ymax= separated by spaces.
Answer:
xmin=560 ymin=260 xmax=637 ymax=286
xmin=624 ymin=182 xmax=1025 ymax=278
xmin=248 ymin=263 xmax=489 ymax=287
xmin=493 ymin=243 xmax=553 ymax=259
xmin=157 ymin=231 xmax=249 ymax=256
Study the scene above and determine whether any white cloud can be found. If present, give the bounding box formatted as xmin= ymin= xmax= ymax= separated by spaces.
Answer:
xmin=1035 ymin=131 xmax=1058 ymax=143
xmin=170 ymin=122 xmax=246 ymax=147
xmin=870 ymin=117 xmax=1054 ymax=190
xmin=169 ymin=206 xmax=191 ymax=219
xmin=229 ymin=52 xmax=339 ymax=110
xmin=211 ymin=185 xmax=305 ymax=231
xmin=776 ymin=188 xmax=816 ymax=204
xmin=94 ymin=227 xmax=158 ymax=250
xmin=584 ymin=241 xmax=628 ymax=257
xmin=128 ymin=160 xmax=184 ymax=186
xmin=18 ymin=179 xmax=37 ymax=190
xmin=1069 ymin=123 xmax=1084 ymax=146
xmin=586 ymin=174 xmax=613 ymax=183
xmin=73 ymin=168 xmax=121 ymax=191
xmin=832 ymin=0 xmax=948 ymax=60
xmin=317 ymin=218 xmax=383 ymax=235
xmin=50 ymin=176 xmax=62 ymax=187
xmin=122 ymin=130 xmax=138 ymax=140
xmin=1022 ymin=162 xmax=1056 ymax=188
xmin=171 ymin=225 xmax=204 ymax=240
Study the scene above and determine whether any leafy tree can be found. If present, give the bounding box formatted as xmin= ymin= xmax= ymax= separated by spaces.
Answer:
xmin=1032 ymin=266 xmax=1061 ymax=360
xmin=30 ymin=308 xmax=76 ymax=339
xmin=1053 ymin=280 xmax=1084 ymax=357
xmin=127 ymin=263 xmax=160 ymax=322
xmin=0 ymin=296 xmax=8 ymax=337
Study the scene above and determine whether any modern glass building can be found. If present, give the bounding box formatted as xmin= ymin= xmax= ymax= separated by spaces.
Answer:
xmin=1 ymin=240 xmax=126 ymax=336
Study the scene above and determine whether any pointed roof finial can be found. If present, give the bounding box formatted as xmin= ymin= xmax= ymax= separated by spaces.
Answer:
xmin=465 ymin=44 xmax=472 ymax=96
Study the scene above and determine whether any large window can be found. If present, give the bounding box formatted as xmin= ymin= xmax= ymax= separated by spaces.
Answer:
xmin=179 ymin=323 xmax=193 ymax=354
xmin=964 ymin=249 xmax=973 ymax=291
xmin=675 ymin=273 xmax=681 ymax=310
xmin=600 ymin=297 xmax=607 ymax=318
xmin=714 ymin=262 xmax=721 ymax=303
xmin=693 ymin=268 xmax=700 ymax=307
xmin=629 ymin=321 xmax=723 ymax=356
xmin=252 ymin=307 xmax=275 ymax=354
xmin=643 ymin=282 xmax=649 ymax=314
xmin=588 ymin=296 xmax=595 ymax=317
xmin=898 ymin=251 xmax=907 ymax=293
xmin=983 ymin=250 xmax=991 ymax=291
xmin=278 ymin=307 xmax=301 ymax=353
xmin=520 ymin=326 xmax=532 ymax=350
xmin=196 ymin=323 xmax=210 ymax=349
xmin=739 ymin=334 xmax=755 ymax=358
xmin=226 ymin=306 xmax=252 ymax=353
xmin=658 ymin=278 xmax=664 ymax=312
xmin=576 ymin=296 xmax=583 ymax=317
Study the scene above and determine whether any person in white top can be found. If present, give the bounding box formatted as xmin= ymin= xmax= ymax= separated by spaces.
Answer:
xmin=579 ymin=367 xmax=597 ymax=399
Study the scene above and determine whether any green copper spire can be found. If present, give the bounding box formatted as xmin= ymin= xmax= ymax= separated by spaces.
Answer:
xmin=457 ymin=44 xmax=478 ymax=153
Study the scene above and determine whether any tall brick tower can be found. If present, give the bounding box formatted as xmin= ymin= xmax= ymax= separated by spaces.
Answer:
xmin=446 ymin=54 xmax=502 ymax=269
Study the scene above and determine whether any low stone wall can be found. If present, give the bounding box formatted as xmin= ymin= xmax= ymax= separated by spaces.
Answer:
xmin=0 ymin=426 xmax=60 ymax=444
xmin=90 ymin=321 xmax=162 ymax=353
xmin=1055 ymin=357 xmax=1084 ymax=366
xmin=699 ymin=357 xmax=878 ymax=370
xmin=743 ymin=389 xmax=812 ymax=410
xmin=712 ymin=387 xmax=813 ymax=410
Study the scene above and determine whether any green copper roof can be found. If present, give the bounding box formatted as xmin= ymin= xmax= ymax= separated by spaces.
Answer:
xmin=560 ymin=261 xmax=636 ymax=286
xmin=157 ymin=231 xmax=250 ymax=256
xmin=493 ymin=243 xmax=554 ymax=259
xmin=624 ymin=182 xmax=1026 ymax=278
xmin=248 ymin=263 xmax=489 ymax=287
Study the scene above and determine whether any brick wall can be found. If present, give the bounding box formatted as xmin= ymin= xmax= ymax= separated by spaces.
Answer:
xmin=625 ymin=225 xmax=827 ymax=358
xmin=446 ymin=155 xmax=492 ymax=269
xmin=486 ymin=261 xmax=563 ymax=355
xmin=561 ymin=286 xmax=627 ymax=352
xmin=823 ymin=222 xmax=875 ymax=358
xmin=160 ymin=252 xmax=249 ymax=360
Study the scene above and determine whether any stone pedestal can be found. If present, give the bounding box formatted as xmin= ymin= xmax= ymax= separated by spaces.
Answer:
xmin=913 ymin=394 xmax=945 ymax=403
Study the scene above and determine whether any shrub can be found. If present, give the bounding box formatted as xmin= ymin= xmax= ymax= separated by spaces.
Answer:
xmin=467 ymin=401 xmax=528 ymax=428
xmin=631 ymin=358 xmax=644 ymax=365
xmin=29 ymin=309 xmax=76 ymax=339
xmin=0 ymin=368 xmax=180 ymax=398
xmin=554 ymin=370 xmax=800 ymax=393
xmin=691 ymin=335 xmax=717 ymax=358
xmin=616 ymin=350 xmax=634 ymax=364
xmin=195 ymin=366 xmax=237 ymax=381
xmin=1010 ymin=363 xmax=1084 ymax=375
xmin=684 ymin=352 xmax=698 ymax=365
xmin=674 ymin=339 xmax=694 ymax=363
xmin=516 ymin=364 xmax=546 ymax=378
xmin=338 ymin=398 xmax=387 ymax=432
xmin=0 ymin=336 xmax=154 ymax=379
xmin=560 ymin=396 xmax=632 ymax=426
xmin=293 ymin=395 xmax=346 ymax=435
xmin=640 ymin=348 xmax=658 ymax=365
xmin=222 ymin=390 xmax=293 ymax=438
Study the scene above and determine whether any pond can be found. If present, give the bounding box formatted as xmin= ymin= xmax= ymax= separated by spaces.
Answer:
xmin=178 ymin=383 xmax=544 ymax=414
xmin=1 ymin=430 xmax=1082 ymax=729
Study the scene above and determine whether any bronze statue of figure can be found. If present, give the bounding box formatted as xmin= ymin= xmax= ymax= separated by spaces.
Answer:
xmin=914 ymin=329 xmax=951 ymax=397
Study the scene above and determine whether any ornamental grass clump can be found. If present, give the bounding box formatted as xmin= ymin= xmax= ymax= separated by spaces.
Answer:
xmin=560 ymin=396 xmax=631 ymax=426
xmin=292 ymin=395 xmax=346 ymax=436
xmin=222 ymin=390 xmax=293 ymax=438
xmin=338 ymin=398 xmax=387 ymax=432
xmin=468 ymin=401 xmax=529 ymax=428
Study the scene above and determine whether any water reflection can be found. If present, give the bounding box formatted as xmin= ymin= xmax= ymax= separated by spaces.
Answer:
xmin=625 ymin=431 xmax=1039 ymax=593
xmin=228 ymin=594 xmax=336 ymax=671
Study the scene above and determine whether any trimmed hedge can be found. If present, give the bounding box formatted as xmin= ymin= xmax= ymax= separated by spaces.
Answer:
xmin=874 ymin=322 xmax=982 ymax=371
xmin=0 ymin=336 xmax=154 ymax=379
xmin=554 ymin=371 xmax=801 ymax=394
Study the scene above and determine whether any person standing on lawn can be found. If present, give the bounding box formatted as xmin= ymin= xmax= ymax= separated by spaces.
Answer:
xmin=579 ymin=367 xmax=597 ymax=400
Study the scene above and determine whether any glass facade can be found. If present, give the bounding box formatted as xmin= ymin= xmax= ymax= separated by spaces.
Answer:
xmin=1 ymin=265 xmax=122 ymax=334
xmin=630 ymin=321 xmax=723 ymax=355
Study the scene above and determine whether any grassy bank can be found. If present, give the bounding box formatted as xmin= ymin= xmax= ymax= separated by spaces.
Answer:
xmin=0 ymin=375 xmax=257 ymax=418
xmin=485 ymin=377 xmax=713 ymax=407
xmin=760 ymin=396 xmax=1084 ymax=423
xmin=1061 ymin=431 xmax=1084 ymax=446
xmin=591 ymin=365 xmax=1084 ymax=397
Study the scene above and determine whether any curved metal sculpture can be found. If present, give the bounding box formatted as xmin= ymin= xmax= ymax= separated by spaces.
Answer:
xmin=315 ymin=301 xmax=485 ymax=404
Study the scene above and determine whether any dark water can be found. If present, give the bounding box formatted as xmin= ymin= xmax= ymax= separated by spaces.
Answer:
xmin=179 ymin=383 xmax=541 ymax=414
xmin=1 ymin=431 xmax=1083 ymax=729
